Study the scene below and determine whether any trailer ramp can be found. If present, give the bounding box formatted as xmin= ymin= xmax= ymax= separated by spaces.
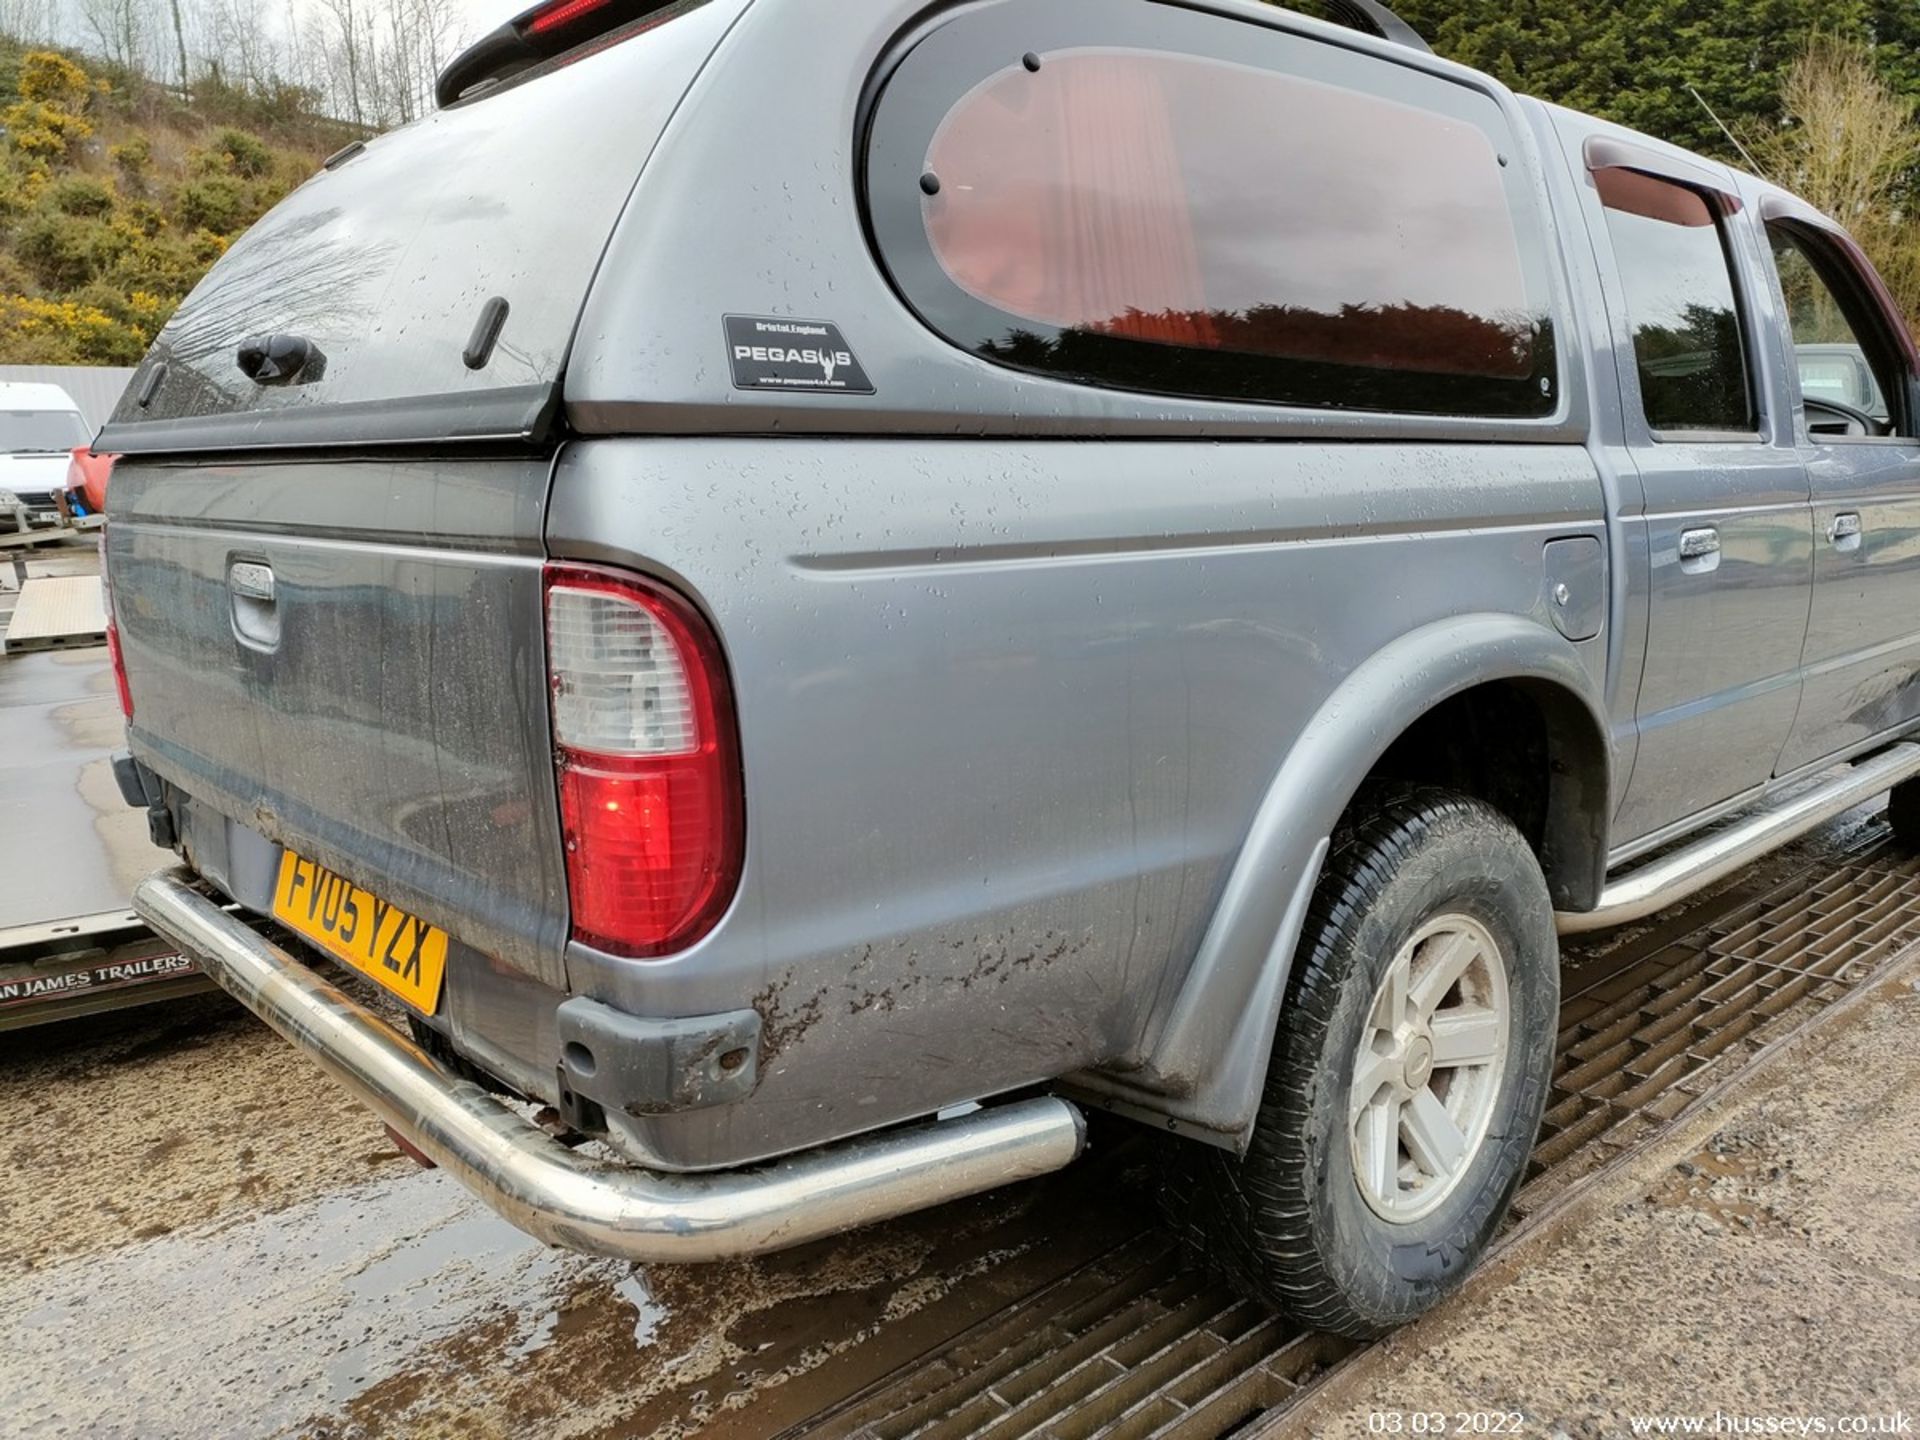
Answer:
xmin=3 ymin=573 xmax=105 ymax=654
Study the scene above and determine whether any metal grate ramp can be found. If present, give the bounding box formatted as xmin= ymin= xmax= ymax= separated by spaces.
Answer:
xmin=797 ymin=826 xmax=1920 ymax=1440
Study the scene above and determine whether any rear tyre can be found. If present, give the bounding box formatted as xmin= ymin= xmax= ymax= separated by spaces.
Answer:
xmin=1179 ymin=783 xmax=1559 ymax=1337
xmin=1887 ymin=777 xmax=1920 ymax=848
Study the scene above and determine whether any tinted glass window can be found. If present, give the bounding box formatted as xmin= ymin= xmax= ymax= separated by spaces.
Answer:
xmin=0 ymin=409 xmax=88 ymax=452
xmin=867 ymin=6 xmax=1557 ymax=417
xmin=1769 ymin=227 xmax=1891 ymax=425
xmin=1596 ymin=167 xmax=1753 ymax=434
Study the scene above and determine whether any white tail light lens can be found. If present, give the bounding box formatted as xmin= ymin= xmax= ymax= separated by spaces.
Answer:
xmin=548 ymin=583 xmax=697 ymax=756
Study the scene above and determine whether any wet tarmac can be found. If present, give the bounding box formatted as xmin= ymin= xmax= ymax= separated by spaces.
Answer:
xmin=0 ymin=991 xmax=1153 ymax=1440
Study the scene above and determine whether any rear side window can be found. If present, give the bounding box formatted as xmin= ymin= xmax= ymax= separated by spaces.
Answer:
xmin=1595 ymin=167 xmax=1754 ymax=436
xmin=865 ymin=1 xmax=1558 ymax=418
xmin=1768 ymin=224 xmax=1900 ymax=430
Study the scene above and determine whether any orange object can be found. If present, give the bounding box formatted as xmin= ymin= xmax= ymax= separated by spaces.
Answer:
xmin=65 ymin=446 xmax=115 ymax=515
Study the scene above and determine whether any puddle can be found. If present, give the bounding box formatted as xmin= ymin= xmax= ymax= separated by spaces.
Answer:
xmin=302 ymin=1152 xmax=1149 ymax=1440
xmin=1 ymin=1166 xmax=628 ymax=1439
xmin=617 ymin=1272 xmax=664 ymax=1348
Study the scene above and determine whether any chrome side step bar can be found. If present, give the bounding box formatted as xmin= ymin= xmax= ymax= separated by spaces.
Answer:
xmin=1556 ymin=742 xmax=1920 ymax=935
xmin=134 ymin=868 xmax=1088 ymax=1263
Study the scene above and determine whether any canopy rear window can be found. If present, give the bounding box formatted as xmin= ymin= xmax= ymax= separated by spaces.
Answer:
xmin=102 ymin=0 xmax=743 ymax=454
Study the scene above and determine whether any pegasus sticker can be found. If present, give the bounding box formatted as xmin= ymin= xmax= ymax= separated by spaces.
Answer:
xmin=724 ymin=314 xmax=875 ymax=395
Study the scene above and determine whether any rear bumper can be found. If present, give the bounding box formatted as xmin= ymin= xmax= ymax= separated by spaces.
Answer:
xmin=133 ymin=866 xmax=1088 ymax=1262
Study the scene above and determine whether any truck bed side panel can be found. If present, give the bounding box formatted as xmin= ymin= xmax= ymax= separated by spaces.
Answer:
xmin=547 ymin=437 xmax=1608 ymax=1169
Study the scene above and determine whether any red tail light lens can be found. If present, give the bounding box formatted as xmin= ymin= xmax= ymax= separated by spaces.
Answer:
xmin=105 ymin=619 xmax=133 ymax=720
xmin=544 ymin=564 xmax=742 ymax=958
xmin=99 ymin=532 xmax=133 ymax=720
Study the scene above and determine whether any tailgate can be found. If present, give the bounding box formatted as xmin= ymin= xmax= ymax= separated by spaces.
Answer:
xmin=109 ymin=456 xmax=568 ymax=985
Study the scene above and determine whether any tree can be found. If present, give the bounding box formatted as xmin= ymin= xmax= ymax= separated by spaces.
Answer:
xmin=0 ymin=0 xmax=57 ymax=44
xmin=1384 ymin=0 xmax=1895 ymax=160
xmin=166 ymin=0 xmax=190 ymax=89
xmin=1746 ymin=36 xmax=1920 ymax=332
xmin=197 ymin=0 xmax=287 ymax=92
xmin=76 ymin=0 xmax=145 ymax=71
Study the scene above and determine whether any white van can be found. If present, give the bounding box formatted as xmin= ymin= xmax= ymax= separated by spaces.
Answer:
xmin=0 ymin=381 xmax=91 ymax=530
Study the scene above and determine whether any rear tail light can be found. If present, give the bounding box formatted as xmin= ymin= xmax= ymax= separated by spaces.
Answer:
xmin=99 ymin=531 xmax=133 ymax=720
xmin=524 ymin=0 xmax=611 ymax=35
xmin=544 ymin=564 xmax=742 ymax=958
xmin=436 ymin=0 xmax=685 ymax=106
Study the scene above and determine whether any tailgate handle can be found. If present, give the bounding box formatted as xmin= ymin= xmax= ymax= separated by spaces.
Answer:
xmin=237 ymin=333 xmax=326 ymax=386
xmin=229 ymin=560 xmax=280 ymax=650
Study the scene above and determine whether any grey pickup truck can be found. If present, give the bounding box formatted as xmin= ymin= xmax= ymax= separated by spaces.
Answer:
xmin=106 ymin=0 xmax=1920 ymax=1337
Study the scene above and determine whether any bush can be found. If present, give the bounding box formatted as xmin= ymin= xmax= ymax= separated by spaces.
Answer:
xmin=3 ymin=99 xmax=92 ymax=167
xmin=110 ymin=135 xmax=151 ymax=188
xmin=71 ymin=280 xmax=170 ymax=342
xmin=187 ymin=229 xmax=229 ymax=265
xmin=111 ymin=200 xmax=164 ymax=240
xmin=13 ymin=209 xmax=127 ymax=289
xmin=187 ymin=70 xmax=331 ymax=143
xmin=211 ymin=127 xmax=273 ymax=178
xmin=2 ymin=53 xmax=95 ymax=170
xmin=113 ymin=197 xmax=164 ymax=238
xmin=0 ymin=252 xmax=35 ymax=294
xmin=0 ymin=292 xmax=147 ymax=363
xmin=17 ymin=52 xmax=91 ymax=111
xmin=173 ymin=172 xmax=247 ymax=233
xmin=48 ymin=175 xmax=114 ymax=218
xmin=104 ymin=228 xmax=203 ymax=295
xmin=0 ymin=155 xmax=42 ymax=219
xmin=0 ymin=44 xmax=336 ymax=363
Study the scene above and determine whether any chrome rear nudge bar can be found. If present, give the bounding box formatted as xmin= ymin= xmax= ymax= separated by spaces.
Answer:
xmin=133 ymin=868 xmax=1088 ymax=1262
xmin=1556 ymin=742 xmax=1920 ymax=935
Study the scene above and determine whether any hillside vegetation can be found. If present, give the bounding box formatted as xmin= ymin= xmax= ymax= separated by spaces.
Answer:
xmin=0 ymin=44 xmax=356 ymax=365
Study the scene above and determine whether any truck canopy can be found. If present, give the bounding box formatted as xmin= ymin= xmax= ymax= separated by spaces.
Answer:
xmin=99 ymin=0 xmax=748 ymax=456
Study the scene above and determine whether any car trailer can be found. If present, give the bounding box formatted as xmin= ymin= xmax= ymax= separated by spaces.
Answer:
xmin=0 ymin=488 xmax=100 ymax=550
xmin=0 ymin=909 xmax=206 ymax=1033
xmin=0 ymin=551 xmax=201 ymax=1029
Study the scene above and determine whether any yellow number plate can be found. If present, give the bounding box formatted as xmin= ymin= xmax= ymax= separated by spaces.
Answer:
xmin=272 ymin=851 xmax=448 ymax=1014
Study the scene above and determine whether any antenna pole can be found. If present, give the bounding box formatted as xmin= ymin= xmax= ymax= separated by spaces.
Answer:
xmin=1689 ymin=84 xmax=1764 ymax=174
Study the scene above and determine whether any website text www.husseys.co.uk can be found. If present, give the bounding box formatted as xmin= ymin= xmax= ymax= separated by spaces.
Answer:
xmin=1629 ymin=1412 xmax=1913 ymax=1436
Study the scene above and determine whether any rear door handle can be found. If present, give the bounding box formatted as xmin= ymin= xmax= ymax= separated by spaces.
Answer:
xmin=1829 ymin=512 xmax=1863 ymax=551
xmin=1678 ymin=526 xmax=1721 ymax=572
